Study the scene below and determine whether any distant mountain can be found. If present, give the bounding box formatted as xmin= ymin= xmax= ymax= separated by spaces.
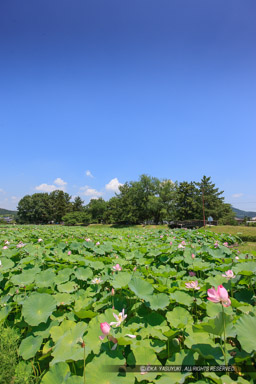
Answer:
xmin=0 ymin=208 xmax=17 ymax=216
xmin=232 ymin=207 xmax=256 ymax=219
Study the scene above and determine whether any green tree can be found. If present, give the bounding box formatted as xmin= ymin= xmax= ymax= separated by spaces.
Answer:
xmin=72 ymin=196 xmax=84 ymax=212
xmin=175 ymin=181 xmax=199 ymax=220
xmin=17 ymin=195 xmax=34 ymax=224
xmin=86 ymin=198 xmax=107 ymax=223
xmin=17 ymin=193 xmax=51 ymax=224
xmin=49 ymin=190 xmax=72 ymax=222
xmin=195 ymin=176 xmax=227 ymax=220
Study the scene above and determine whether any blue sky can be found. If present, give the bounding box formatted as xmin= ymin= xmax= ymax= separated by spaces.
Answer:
xmin=0 ymin=0 xmax=256 ymax=211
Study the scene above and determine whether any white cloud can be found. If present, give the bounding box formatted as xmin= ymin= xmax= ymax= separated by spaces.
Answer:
xmin=54 ymin=178 xmax=67 ymax=187
xmin=35 ymin=178 xmax=67 ymax=193
xmin=80 ymin=186 xmax=103 ymax=198
xmin=0 ymin=188 xmax=5 ymax=193
xmin=35 ymin=184 xmax=58 ymax=192
xmin=231 ymin=193 xmax=244 ymax=198
xmin=11 ymin=196 xmax=19 ymax=201
xmin=105 ymin=178 xmax=123 ymax=193
xmin=86 ymin=170 xmax=93 ymax=178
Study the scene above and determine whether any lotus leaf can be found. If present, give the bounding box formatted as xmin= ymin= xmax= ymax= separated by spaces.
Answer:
xmin=19 ymin=335 xmax=43 ymax=360
xmin=41 ymin=362 xmax=71 ymax=384
xmin=22 ymin=293 xmax=57 ymax=326
xmin=235 ymin=314 xmax=256 ymax=353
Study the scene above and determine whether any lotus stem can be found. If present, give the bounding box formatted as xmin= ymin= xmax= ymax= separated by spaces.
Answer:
xmin=222 ymin=304 xmax=227 ymax=367
xmin=83 ymin=344 xmax=86 ymax=384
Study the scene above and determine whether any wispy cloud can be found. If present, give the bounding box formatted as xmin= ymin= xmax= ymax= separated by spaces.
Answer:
xmin=86 ymin=170 xmax=93 ymax=178
xmin=0 ymin=188 xmax=5 ymax=193
xmin=105 ymin=178 xmax=123 ymax=193
xmin=231 ymin=193 xmax=244 ymax=198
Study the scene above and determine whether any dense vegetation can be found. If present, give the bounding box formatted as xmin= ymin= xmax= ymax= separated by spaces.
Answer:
xmin=16 ymin=175 xmax=234 ymax=225
xmin=0 ymin=225 xmax=255 ymax=383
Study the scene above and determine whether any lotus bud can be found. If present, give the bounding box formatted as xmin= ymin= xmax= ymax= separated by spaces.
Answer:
xmin=172 ymin=338 xmax=180 ymax=346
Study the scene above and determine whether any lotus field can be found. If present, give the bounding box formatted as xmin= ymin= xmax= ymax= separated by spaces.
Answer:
xmin=0 ymin=225 xmax=256 ymax=384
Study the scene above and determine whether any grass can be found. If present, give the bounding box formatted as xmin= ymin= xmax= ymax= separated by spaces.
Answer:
xmin=236 ymin=242 xmax=256 ymax=256
xmin=0 ymin=324 xmax=37 ymax=384
xmin=205 ymin=225 xmax=256 ymax=242
xmin=205 ymin=225 xmax=256 ymax=256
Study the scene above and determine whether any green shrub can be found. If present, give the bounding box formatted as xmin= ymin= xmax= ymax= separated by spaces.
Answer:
xmin=62 ymin=211 xmax=90 ymax=226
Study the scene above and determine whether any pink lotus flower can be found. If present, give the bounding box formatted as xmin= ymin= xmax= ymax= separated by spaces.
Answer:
xmin=191 ymin=254 xmax=195 ymax=259
xmin=17 ymin=242 xmax=25 ymax=248
xmin=96 ymin=241 xmax=100 ymax=246
xmin=185 ymin=281 xmax=200 ymax=290
xmin=178 ymin=244 xmax=185 ymax=249
xmin=133 ymin=266 xmax=137 ymax=271
xmin=223 ymin=242 xmax=228 ymax=247
xmin=111 ymin=288 xmax=115 ymax=296
xmin=38 ymin=238 xmax=43 ymax=242
xmin=68 ymin=251 xmax=71 ymax=255
xmin=189 ymin=271 xmax=196 ymax=277
xmin=222 ymin=270 xmax=235 ymax=279
xmin=110 ymin=309 xmax=127 ymax=327
xmin=2 ymin=246 xmax=8 ymax=250
xmin=0 ymin=260 xmax=2 ymax=267
xmin=99 ymin=322 xmax=111 ymax=340
xmin=170 ymin=241 xmax=172 ymax=245
xmin=214 ymin=242 xmax=219 ymax=248
xmin=181 ymin=241 xmax=186 ymax=245
xmin=207 ymin=285 xmax=231 ymax=307
xmin=235 ymin=256 xmax=239 ymax=260
xmin=5 ymin=241 xmax=10 ymax=245
xmin=85 ymin=238 xmax=91 ymax=242
xmin=113 ymin=264 xmax=122 ymax=271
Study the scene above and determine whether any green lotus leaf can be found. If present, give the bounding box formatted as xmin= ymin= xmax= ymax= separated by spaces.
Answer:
xmin=163 ymin=349 xmax=195 ymax=383
xmin=128 ymin=276 xmax=154 ymax=299
xmin=51 ymin=322 xmax=87 ymax=365
xmin=203 ymin=372 xmax=249 ymax=384
xmin=55 ymin=268 xmax=73 ymax=285
xmin=11 ymin=269 xmax=38 ymax=286
xmin=19 ymin=335 xmax=43 ymax=360
xmin=111 ymin=272 xmax=132 ymax=289
xmin=89 ymin=260 xmax=105 ymax=270
xmin=57 ymin=281 xmax=79 ymax=293
xmin=54 ymin=292 xmax=74 ymax=306
xmin=85 ymin=352 xmax=130 ymax=384
xmin=166 ymin=307 xmax=192 ymax=328
xmin=66 ymin=376 xmax=84 ymax=384
xmin=170 ymin=291 xmax=194 ymax=306
xmin=233 ymin=261 xmax=256 ymax=276
xmin=235 ymin=314 xmax=256 ymax=353
xmin=41 ymin=362 xmax=71 ymax=384
xmin=193 ymin=312 xmax=234 ymax=337
xmin=33 ymin=319 xmax=59 ymax=338
xmin=35 ymin=269 xmax=56 ymax=288
xmin=50 ymin=320 xmax=77 ymax=343
xmin=0 ymin=257 xmax=15 ymax=271
xmin=145 ymin=293 xmax=169 ymax=310
xmin=22 ymin=293 xmax=57 ymax=326
xmin=0 ymin=304 xmax=12 ymax=321
xmin=74 ymin=267 xmax=93 ymax=280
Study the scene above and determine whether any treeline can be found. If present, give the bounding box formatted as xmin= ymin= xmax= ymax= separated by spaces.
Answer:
xmin=17 ymin=175 xmax=235 ymax=225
